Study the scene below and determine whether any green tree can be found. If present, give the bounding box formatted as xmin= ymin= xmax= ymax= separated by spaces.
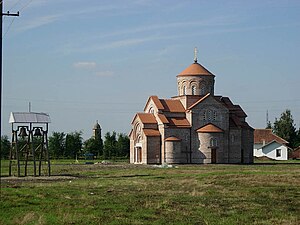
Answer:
xmin=65 ymin=131 xmax=83 ymax=159
xmin=266 ymin=120 xmax=272 ymax=129
xmin=83 ymin=137 xmax=103 ymax=158
xmin=273 ymin=109 xmax=297 ymax=148
xmin=103 ymin=131 xmax=117 ymax=159
xmin=1 ymin=135 xmax=11 ymax=159
xmin=116 ymin=133 xmax=130 ymax=157
xmin=49 ymin=132 xmax=65 ymax=159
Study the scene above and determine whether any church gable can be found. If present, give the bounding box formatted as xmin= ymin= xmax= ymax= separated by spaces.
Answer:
xmin=130 ymin=113 xmax=161 ymax=144
xmin=144 ymin=96 xmax=164 ymax=114
xmin=131 ymin=113 xmax=159 ymax=136
xmin=186 ymin=94 xmax=229 ymax=132
xmin=187 ymin=93 xmax=211 ymax=110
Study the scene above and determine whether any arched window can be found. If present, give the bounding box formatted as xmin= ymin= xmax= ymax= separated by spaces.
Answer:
xmin=137 ymin=135 xmax=142 ymax=143
xmin=135 ymin=123 xmax=141 ymax=138
xmin=210 ymin=138 xmax=218 ymax=147
xmin=213 ymin=111 xmax=217 ymax=121
xmin=149 ymin=107 xmax=154 ymax=114
xmin=192 ymin=86 xmax=196 ymax=95
xmin=183 ymin=86 xmax=186 ymax=95
xmin=207 ymin=110 xmax=212 ymax=121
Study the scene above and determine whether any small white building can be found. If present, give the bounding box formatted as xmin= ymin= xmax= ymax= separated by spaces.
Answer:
xmin=254 ymin=129 xmax=288 ymax=160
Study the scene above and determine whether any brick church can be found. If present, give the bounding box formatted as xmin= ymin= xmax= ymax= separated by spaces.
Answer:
xmin=129 ymin=51 xmax=254 ymax=164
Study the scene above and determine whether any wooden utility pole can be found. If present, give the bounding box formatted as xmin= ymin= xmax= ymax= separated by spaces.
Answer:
xmin=0 ymin=1 xmax=19 ymax=178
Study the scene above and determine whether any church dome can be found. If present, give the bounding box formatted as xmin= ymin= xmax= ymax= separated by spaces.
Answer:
xmin=178 ymin=62 xmax=214 ymax=77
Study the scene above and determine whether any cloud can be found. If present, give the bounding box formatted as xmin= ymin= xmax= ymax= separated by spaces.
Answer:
xmin=73 ymin=61 xmax=97 ymax=69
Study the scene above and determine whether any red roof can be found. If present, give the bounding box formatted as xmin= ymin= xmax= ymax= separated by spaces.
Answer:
xmin=196 ymin=123 xmax=224 ymax=133
xmin=160 ymin=99 xmax=186 ymax=113
xmin=165 ymin=136 xmax=181 ymax=141
xmin=168 ymin=117 xmax=191 ymax=127
xmin=150 ymin=96 xmax=164 ymax=110
xmin=178 ymin=62 xmax=214 ymax=77
xmin=254 ymin=129 xmax=288 ymax=145
xmin=136 ymin=113 xmax=157 ymax=124
xmin=143 ymin=129 xmax=161 ymax=137
xmin=157 ymin=114 xmax=169 ymax=124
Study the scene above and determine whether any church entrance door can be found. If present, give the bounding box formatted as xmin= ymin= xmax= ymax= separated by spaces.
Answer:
xmin=136 ymin=147 xmax=142 ymax=163
xmin=211 ymin=148 xmax=217 ymax=164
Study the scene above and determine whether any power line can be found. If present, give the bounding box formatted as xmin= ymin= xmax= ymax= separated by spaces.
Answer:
xmin=3 ymin=16 xmax=16 ymax=38
xmin=7 ymin=0 xmax=22 ymax=12
xmin=18 ymin=0 xmax=34 ymax=12
xmin=5 ymin=97 xmax=144 ymax=105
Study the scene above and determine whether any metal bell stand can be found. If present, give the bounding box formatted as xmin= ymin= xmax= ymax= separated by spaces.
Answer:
xmin=8 ymin=112 xmax=51 ymax=177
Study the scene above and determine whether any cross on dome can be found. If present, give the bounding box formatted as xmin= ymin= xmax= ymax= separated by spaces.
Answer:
xmin=194 ymin=47 xmax=198 ymax=63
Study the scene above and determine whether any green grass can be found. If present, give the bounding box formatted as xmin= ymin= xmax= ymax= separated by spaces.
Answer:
xmin=1 ymin=161 xmax=299 ymax=225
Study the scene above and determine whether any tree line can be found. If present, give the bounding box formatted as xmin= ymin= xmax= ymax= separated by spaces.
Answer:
xmin=0 ymin=131 xmax=129 ymax=160
xmin=2 ymin=109 xmax=299 ymax=159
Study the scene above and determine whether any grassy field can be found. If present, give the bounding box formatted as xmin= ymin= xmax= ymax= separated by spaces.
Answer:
xmin=0 ymin=160 xmax=299 ymax=225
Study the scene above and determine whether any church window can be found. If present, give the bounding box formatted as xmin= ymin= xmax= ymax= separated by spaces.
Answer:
xmin=135 ymin=123 xmax=141 ymax=138
xmin=210 ymin=138 xmax=218 ymax=147
xmin=192 ymin=86 xmax=196 ymax=95
xmin=137 ymin=135 xmax=142 ymax=143
xmin=149 ymin=107 xmax=154 ymax=114
xmin=203 ymin=111 xmax=206 ymax=120
xmin=183 ymin=86 xmax=186 ymax=95
xmin=213 ymin=111 xmax=217 ymax=121
xmin=207 ymin=110 xmax=212 ymax=121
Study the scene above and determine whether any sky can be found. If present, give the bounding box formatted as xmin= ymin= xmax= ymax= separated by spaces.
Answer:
xmin=2 ymin=0 xmax=300 ymax=140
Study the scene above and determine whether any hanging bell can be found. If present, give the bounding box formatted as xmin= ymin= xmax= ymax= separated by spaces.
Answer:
xmin=34 ymin=128 xmax=42 ymax=136
xmin=18 ymin=127 xmax=28 ymax=137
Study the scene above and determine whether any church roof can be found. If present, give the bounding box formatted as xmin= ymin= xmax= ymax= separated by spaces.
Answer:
xmin=165 ymin=136 xmax=181 ymax=141
xmin=143 ymin=129 xmax=161 ymax=137
xmin=148 ymin=96 xmax=164 ymax=110
xmin=196 ymin=123 xmax=224 ymax=133
xmin=168 ymin=117 xmax=191 ymax=127
xmin=254 ymin=129 xmax=288 ymax=145
xmin=144 ymin=96 xmax=186 ymax=113
xmin=157 ymin=114 xmax=169 ymax=123
xmin=160 ymin=99 xmax=186 ymax=113
xmin=135 ymin=113 xmax=157 ymax=124
xmin=218 ymin=97 xmax=247 ymax=118
xmin=9 ymin=112 xmax=51 ymax=124
xmin=177 ymin=62 xmax=214 ymax=77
